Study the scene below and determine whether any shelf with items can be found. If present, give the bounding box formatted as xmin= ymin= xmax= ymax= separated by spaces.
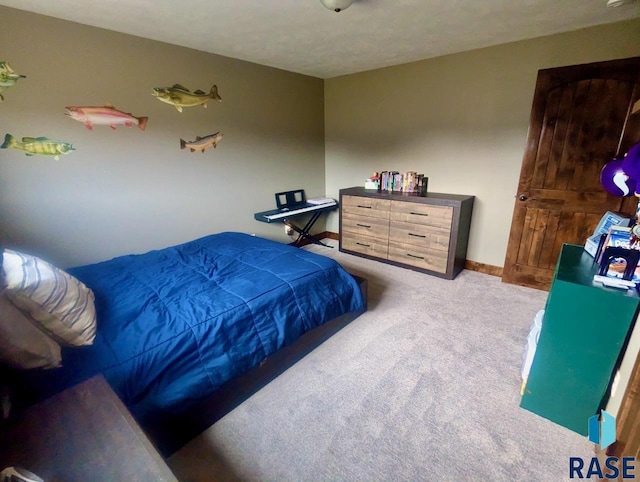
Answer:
xmin=519 ymin=244 xmax=640 ymax=436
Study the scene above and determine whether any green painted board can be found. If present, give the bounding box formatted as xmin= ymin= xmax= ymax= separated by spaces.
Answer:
xmin=520 ymin=244 xmax=639 ymax=435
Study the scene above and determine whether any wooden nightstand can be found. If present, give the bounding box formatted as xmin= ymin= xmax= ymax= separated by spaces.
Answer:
xmin=0 ymin=374 xmax=177 ymax=481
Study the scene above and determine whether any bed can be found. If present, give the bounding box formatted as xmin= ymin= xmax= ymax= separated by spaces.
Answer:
xmin=2 ymin=232 xmax=366 ymax=455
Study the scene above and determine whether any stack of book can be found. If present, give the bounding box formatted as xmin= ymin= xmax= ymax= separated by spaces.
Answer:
xmin=376 ymin=171 xmax=428 ymax=194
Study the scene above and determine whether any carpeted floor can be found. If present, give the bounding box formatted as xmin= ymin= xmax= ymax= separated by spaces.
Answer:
xmin=167 ymin=240 xmax=593 ymax=481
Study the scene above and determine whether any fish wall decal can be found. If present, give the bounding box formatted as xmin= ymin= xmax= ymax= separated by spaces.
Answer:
xmin=65 ymin=105 xmax=148 ymax=131
xmin=152 ymin=84 xmax=221 ymax=112
xmin=0 ymin=61 xmax=26 ymax=102
xmin=1 ymin=134 xmax=75 ymax=160
xmin=180 ymin=132 xmax=224 ymax=153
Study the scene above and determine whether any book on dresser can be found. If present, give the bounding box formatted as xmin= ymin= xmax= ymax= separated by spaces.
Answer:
xmin=378 ymin=171 xmax=428 ymax=194
xmin=338 ymin=186 xmax=474 ymax=280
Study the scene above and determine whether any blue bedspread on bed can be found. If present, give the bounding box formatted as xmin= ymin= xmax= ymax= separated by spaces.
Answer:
xmin=24 ymin=232 xmax=364 ymax=422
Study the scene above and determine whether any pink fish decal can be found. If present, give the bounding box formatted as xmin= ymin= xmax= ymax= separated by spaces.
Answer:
xmin=65 ymin=104 xmax=148 ymax=131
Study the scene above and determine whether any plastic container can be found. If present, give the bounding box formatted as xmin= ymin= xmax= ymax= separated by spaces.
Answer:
xmin=520 ymin=309 xmax=544 ymax=394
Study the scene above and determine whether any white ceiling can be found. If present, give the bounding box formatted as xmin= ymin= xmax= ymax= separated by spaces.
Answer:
xmin=2 ymin=0 xmax=639 ymax=79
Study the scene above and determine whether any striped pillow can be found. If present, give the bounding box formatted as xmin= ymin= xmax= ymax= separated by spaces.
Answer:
xmin=2 ymin=249 xmax=96 ymax=346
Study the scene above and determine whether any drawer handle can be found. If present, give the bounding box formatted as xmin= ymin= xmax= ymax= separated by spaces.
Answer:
xmin=356 ymin=242 xmax=371 ymax=248
xmin=407 ymin=253 xmax=425 ymax=260
xmin=356 ymin=223 xmax=372 ymax=228
xmin=410 ymin=212 xmax=428 ymax=216
xmin=408 ymin=233 xmax=426 ymax=238
xmin=357 ymin=205 xmax=372 ymax=209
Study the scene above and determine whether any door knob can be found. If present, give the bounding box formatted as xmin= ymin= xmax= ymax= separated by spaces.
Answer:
xmin=519 ymin=194 xmax=527 ymax=201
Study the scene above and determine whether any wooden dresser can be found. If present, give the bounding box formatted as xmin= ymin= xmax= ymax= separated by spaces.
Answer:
xmin=339 ymin=187 xmax=474 ymax=279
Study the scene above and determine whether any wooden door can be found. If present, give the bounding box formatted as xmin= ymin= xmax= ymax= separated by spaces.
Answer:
xmin=502 ymin=57 xmax=640 ymax=290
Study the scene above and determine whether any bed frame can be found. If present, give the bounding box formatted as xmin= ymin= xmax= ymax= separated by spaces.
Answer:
xmin=143 ymin=274 xmax=368 ymax=457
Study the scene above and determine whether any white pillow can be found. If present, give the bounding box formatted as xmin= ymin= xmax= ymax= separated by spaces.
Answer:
xmin=0 ymin=291 xmax=62 ymax=369
xmin=2 ymin=249 xmax=97 ymax=346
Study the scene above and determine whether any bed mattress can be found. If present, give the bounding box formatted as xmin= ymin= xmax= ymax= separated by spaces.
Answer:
xmin=15 ymin=232 xmax=364 ymax=423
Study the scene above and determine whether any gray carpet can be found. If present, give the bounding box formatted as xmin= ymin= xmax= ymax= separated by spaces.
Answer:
xmin=167 ymin=240 xmax=593 ymax=481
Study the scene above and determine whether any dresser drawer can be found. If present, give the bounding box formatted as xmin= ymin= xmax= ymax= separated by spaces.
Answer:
xmin=388 ymin=240 xmax=448 ymax=273
xmin=342 ymin=195 xmax=390 ymax=219
xmin=342 ymin=232 xmax=389 ymax=259
xmin=342 ymin=212 xmax=389 ymax=239
xmin=390 ymin=201 xmax=452 ymax=229
xmin=389 ymin=220 xmax=450 ymax=251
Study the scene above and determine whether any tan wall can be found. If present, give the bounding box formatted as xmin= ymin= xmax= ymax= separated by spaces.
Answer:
xmin=324 ymin=19 xmax=640 ymax=267
xmin=3 ymin=8 xmax=639 ymax=270
xmin=0 ymin=6 xmax=325 ymax=268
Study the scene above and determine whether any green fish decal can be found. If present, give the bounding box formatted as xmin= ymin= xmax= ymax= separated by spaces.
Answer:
xmin=152 ymin=84 xmax=221 ymax=112
xmin=1 ymin=134 xmax=75 ymax=160
xmin=0 ymin=61 xmax=26 ymax=101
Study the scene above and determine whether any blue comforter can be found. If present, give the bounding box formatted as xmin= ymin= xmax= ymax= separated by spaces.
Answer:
xmin=23 ymin=233 xmax=364 ymax=422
